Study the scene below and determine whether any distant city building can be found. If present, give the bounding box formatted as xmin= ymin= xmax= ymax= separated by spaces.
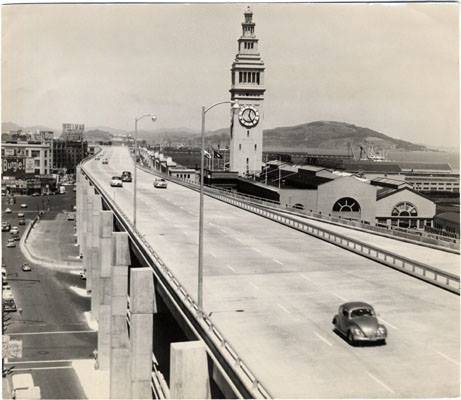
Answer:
xmin=1 ymin=141 xmax=55 ymax=194
xmin=230 ymin=7 xmax=265 ymax=176
xmin=52 ymin=139 xmax=88 ymax=174
xmin=62 ymin=123 xmax=85 ymax=141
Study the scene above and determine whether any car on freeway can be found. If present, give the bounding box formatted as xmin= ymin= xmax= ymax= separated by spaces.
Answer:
xmin=110 ymin=176 xmax=123 ymax=187
xmin=332 ymin=302 xmax=387 ymax=346
xmin=22 ymin=263 xmax=32 ymax=272
xmin=6 ymin=241 xmax=16 ymax=248
xmin=32 ymin=192 xmax=40 ymax=196
xmin=2 ymin=223 xmax=11 ymax=232
xmin=153 ymin=178 xmax=168 ymax=189
xmin=121 ymin=171 xmax=132 ymax=182
xmin=17 ymin=213 xmax=25 ymax=218
xmin=18 ymin=219 xmax=26 ymax=226
xmin=11 ymin=234 xmax=20 ymax=242
xmin=5 ymin=208 xmax=12 ymax=214
xmin=102 ymin=159 xmax=109 ymax=165
xmin=10 ymin=227 xmax=19 ymax=235
xmin=20 ymin=203 xmax=28 ymax=208
xmin=95 ymin=157 xmax=101 ymax=161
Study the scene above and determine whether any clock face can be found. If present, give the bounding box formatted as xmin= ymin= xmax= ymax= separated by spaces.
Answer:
xmin=238 ymin=106 xmax=260 ymax=128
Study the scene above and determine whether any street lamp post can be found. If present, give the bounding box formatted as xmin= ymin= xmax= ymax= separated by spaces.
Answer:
xmin=198 ymin=100 xmax=240 ymax=312
xmin=134 ymin=114 xmax=157 ymax=228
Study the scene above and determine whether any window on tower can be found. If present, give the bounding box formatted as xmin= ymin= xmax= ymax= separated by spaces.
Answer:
xmin=239 ymin=72 xmax=242 ymax=83
xmin=254 ymin=144 xmax=257 ymax=151
xmin=239 ymin=144 xmax=242 ymax=150
xmin=247 ymin=130 xmax=250 ymax=137
xmin=256 ymin=72 xmax=260 ymax=84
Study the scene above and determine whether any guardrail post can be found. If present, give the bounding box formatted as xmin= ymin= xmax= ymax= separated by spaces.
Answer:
xmin=98 ymin=210 xmax=114 ymax=371
xmin=129 ymin=267 xmax=156 ymax=399
xmin=110 ymin=232 xmax=131 ymax=399
xmin=170 ymin=341 xmax=211 ymax=399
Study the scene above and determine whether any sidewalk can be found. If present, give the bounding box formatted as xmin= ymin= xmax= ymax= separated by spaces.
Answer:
xmin=21 ymin=213 xmax=82 ymax=269
xmin=72 ymin=359 xmax=110 ymax=399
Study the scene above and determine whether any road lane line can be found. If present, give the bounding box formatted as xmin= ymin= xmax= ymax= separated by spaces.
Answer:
xmin=332 ymin=293 xmax=348 ymax=302
xmin=378 ymin=317 xmax=398 ymax=330
xmin=367 ymin=372 xmax=395 ymax=394
xmin=249 ymin=282 xmax=259 ymax=290
xmin=6 ymin=359 xmax=76 ymax=365
xmin=436 ymin=351 xmax=460 ymax=366
xmin=226 ymin=265 xmax=236 ymax=273
xmin=314 ymin=332 xmax=333 ymax=347
xmin=273 ymin=258 xmax=283 ymax=266
xmin=8 ymin=330 xmax=96 ymax=336
xmin=277 ymin=303 xmax=290 ymax=314
xmin=13 ymin=366 xmax=73 ymax=371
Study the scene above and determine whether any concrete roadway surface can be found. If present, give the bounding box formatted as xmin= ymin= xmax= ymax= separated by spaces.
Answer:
xmin=86 ymin=146 xmax=459 ymax=398
xmin=2 ymin=191 xmax=96 ymax=399
xmin=281 ymin=210 xmax=460 ymax=276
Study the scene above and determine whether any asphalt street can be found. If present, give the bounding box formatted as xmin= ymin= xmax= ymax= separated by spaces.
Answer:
xmin=2 ymin=189 xmax=96 ymax=399
xmin=83 ymin=145 xmax=460 ymax=398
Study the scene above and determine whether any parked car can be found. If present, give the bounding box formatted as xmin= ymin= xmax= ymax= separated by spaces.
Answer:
xmin=22 ymin=264 xmax=32 ymax=272
xmin=102 ymin=159 xmax=109 ymax=165
xmin=18 ymin=219 xmax=26 ymax=226
xmin=5 ymin=208 xmax=12 ymax=214
xmin=17 ymin=213 xmax=25 ymax=218
xmin=153 ymin=178 xmax=168 ymax=189
xmin=67 ymin=213 xmax=76 ymax=221
xmin=20 ymin=204 xmax=28 ymax=208
xmin=332 ymin=302 xmax=387 ymax=345
xmin=121 ymin=171 xmax=132 ymax=182
xmin=110 ymin=176 xmax=123 ymax=187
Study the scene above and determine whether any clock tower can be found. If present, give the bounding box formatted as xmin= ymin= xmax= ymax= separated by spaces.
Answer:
xmin=230 ymin=7 xmax=265 ymax=176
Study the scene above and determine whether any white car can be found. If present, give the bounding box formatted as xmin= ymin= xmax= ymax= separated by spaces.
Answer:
xmin=110 ymin=176 xmax=123 ymax=187
xmin=20 ymin=204 xmax=28 ymax=208
xmin=5 ymin=208 xmax=12 ymax=214
xmin=10 ymin=227 xmax=19 ymax=235
xmin=153 ymin=178 xmax=168 ymax=189
xmin=17 ymin=213 xmax=25 ymax=218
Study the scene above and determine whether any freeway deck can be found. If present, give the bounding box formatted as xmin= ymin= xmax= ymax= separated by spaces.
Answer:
xmin=85 ymin=146 xmax=459 ymax=398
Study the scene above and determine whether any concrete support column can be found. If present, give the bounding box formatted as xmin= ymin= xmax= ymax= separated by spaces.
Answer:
xmin=129 ymin=268 xmax=155 ymax=399
xmin=90 ymin=193 xmax=102 ymax=322
xmin=84 ymin=184 xmax=94 ymax=293
xmin=98 ymin=210 xmax=114 ymax=370
xmin=76 ymin=167 xmax=81 ymax=246
xmin=80 ymin=178 xmax=89 ymax=261
xmin=110 ymin=232 xmax=131 ymax=399
xmin=170 ymin=341 xmax=211 ymax=399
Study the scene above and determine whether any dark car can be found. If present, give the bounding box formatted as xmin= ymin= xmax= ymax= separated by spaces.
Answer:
xmin=18 ymin=219 xmax=26 ymax=226
xmin=121 ymin=171 xmax=132 ymax=182
xmin=2 ymin=223 xmax=11 ymax=232
xmin=332 ymin=302 xmax=387 ymax=345
xmin=11 ymin=234 xmax=20 ymax=242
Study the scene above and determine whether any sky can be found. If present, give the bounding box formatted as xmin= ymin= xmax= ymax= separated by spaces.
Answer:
xmin=2 ymin=2 xmax=459 ymax=147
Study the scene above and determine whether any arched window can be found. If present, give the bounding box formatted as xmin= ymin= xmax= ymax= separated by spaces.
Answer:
xmin=332 ymin=197 xmax=361 ymax=212
xmin=392 ymin=202 xmax=417 ymax=217
xmin=391 ymin=202 xmax=418 ymax=228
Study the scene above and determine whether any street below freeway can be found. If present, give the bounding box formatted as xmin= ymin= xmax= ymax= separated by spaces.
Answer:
xmin=2 ymin=190 xmax=96 ymax=399
xmin=85 ymin=146 xmax=459 ymax=398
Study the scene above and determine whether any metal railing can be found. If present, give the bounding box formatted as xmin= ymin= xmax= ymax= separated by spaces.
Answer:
xmin=80 ymin=161 xmax=272 ymax=399
xmin=137 ymin=164 xmax=460 ymax=295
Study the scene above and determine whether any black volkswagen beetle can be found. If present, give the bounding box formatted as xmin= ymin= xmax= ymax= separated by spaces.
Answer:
xmin=332 ymin=302 xmax=387 ymax=345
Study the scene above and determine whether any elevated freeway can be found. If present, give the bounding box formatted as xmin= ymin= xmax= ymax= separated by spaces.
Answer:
xmin=82 ymin=145 xmax=459 ymax=398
